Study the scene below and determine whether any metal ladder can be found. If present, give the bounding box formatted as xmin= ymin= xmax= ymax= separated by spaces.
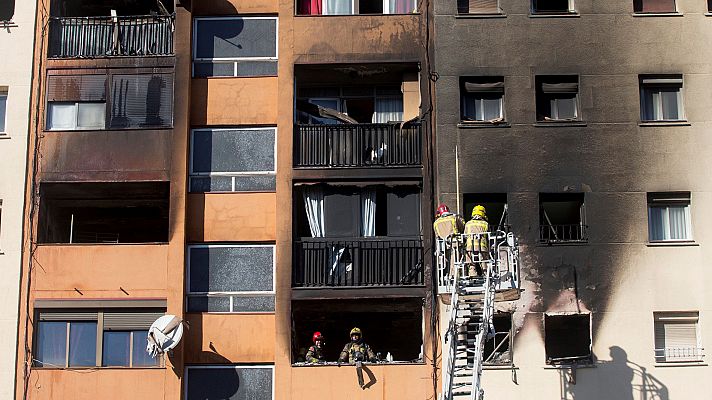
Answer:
xmin=441 ymin=233 xmax=500 ymax=400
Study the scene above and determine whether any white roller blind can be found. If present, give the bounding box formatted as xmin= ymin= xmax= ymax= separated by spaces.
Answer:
xmin=654 ymin=313 xmax=700 ymax=362
xmin=470 ymin=0 xmax=498 ymax=13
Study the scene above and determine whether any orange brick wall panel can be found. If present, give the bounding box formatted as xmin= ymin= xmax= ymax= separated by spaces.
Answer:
xmin=184 ymin=313 xmax=276 ymax=363
xmin=187 ymin=193 xmax=277 ymax=242
xmin=190 ymin=78 xmax=279 ymax=126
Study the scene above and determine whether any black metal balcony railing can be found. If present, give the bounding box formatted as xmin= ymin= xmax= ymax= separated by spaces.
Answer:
xmin=539 ymin=224 xmax=588 ymax=244
xmin=294 ymin=123 xmax=422 ymax=168
xmin=49 ymin=15 xmax=175 ymax=58
xmin=293 ymin=237 xmax=424 ymax=287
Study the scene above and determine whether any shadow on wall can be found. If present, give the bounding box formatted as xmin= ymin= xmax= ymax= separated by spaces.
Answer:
xmin=559 ymin=347 xmax=669 ymax=400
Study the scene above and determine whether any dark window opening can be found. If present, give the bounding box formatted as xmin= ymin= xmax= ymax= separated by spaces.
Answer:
xmin=463 ymin=193 xmax=507 ymax=231
xmin=38 ymin=182 xmax=169 ymax=244
xmin=359 ymin=0 xmax=383 ymax=14
xmin=483 ymin=313 xmax=512 ymax=365
xmin=0 ymin=0 xmax=15 ymax=21
xmin=458 ymin=0 xmax=499 ymax=14
xmin=50 ymin=0 xmax=174 ymax=17
xmin=633 ymin=0 xmax=676 ymax=13
xmin=544 ymin=314 xmax=592 ymax=364
xmin=292 ymin=298 xmax=423 ymax=364
xmin=532 ymin=0 xmax=573 ymax=13
xmin=709 ymin=0 xmax=712 ymax=12
xmin=539 ymin=193 xmax=587 ymax=244
xmin=536 ymin=75 xmax=579 ymax=121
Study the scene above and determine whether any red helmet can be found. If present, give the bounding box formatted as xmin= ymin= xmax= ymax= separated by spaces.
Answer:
xmin=312 ymin=331 xmax=323 ymax=343
xmin=436 ymin=203 xmax=450 ymax=217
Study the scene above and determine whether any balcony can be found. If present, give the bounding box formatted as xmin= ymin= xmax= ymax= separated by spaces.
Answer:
xmin=292 ymin=237 xmax=423 ymax=288
xmin=539 ymin=224 xmax=588 ymax=244
xmin=48 ymin=14 xmax=174 ymax=58
xmin=294 ymin=122 xmax=422 ymax=168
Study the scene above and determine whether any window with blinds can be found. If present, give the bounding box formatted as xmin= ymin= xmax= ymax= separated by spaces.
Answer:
xmin=634 ymin=0 xmax=676 ymax=13
xmin=45 ymin=72 xmax=174 ymax=131
xmin=639 ymin=75 xmax=684 ymax=122
xmin=536 ymin=75 xmax=580 ymax=122
xmin=460 ymin=77 xmax=504 ymax=122
xmin=647 ymin=192 xmax=692 ymax=242
xmin=34 ymin=309 xmax=165 ymax=368
xmin=457 ymin=0 xmax=499 ymax=14
xmin=654 ymin=312 xmax=702 ymax=363
xmin=532 ymin=0 xmax=575 ymax=13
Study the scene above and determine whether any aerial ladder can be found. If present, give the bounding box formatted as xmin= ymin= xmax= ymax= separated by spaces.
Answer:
xmin=438 ymin=220 xmax=520 ymax=400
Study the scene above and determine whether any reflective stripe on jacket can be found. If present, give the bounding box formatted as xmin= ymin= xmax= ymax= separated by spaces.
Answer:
xmin=464 ymin=219 xmax=489 ymax=252
xmin=433 ymin=214 xmax=464 ymax=240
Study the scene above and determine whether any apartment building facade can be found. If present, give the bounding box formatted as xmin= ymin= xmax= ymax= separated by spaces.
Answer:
xmin=433 ymin=0 xmax=712 ymax=399
xmin=0 ymin=0 xmax=35 ymax=398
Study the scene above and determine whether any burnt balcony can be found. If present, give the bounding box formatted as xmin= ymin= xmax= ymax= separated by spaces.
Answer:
xmin=294 ymin=122 xmax=422 ymax=168
xmin=48 ymin=14 xmax=174 ymax=58
xmin=292 ymin=237 xmax=423 ymax=288
xmin=539 ymin=224 xmax=589 ymax=244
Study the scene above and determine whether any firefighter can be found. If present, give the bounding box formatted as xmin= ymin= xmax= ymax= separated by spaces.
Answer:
xmin=433 ymin=203 xmax=465 ymax=278
xmin=464 ymin=205 xmax=489 ymax=276
xmin=305 ymin=331 xmax=326 ymax=363
xmin=339 ymin=327 xmax=377 ymax=364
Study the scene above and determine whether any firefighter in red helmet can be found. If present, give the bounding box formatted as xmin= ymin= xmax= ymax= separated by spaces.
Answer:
xmin=433 ymin=203 xmax=464 ymax=277
xmin=305 ymin=331 xmax=326 ymax=363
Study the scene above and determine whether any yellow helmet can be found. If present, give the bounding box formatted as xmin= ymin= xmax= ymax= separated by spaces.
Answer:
xmin=472 ymin=205 xmax=487 ymax=219
xmin=350 ymin=327 xmax=362 ymax=336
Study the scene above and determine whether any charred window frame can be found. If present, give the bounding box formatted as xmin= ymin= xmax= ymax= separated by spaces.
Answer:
xmin=639 ymin=75 xmax=685 ymax=122
xmin=460 ymin=77 xmax=505 ymax=124
xmin=647 ymin=192 xmax=692 ymax=242
xmin=457 ymin=0 xmax=500 ymax=14
xmin=296 ymin=86 xmax=404 ymax=124
xmin=44 ymin=71 xmax=174 ymax=131
xmin=186 ymin=244 xmax=276 ymax=313
xmin=33 ymin=309 xmax=164 ymax=369
xmin=192 ymin=16 xmax=278 ymax=78
xmin=536 ymin=75 xmax=580 ymax=122
xmin=463 ymin=193 xmax=508 ymax=231
xmin=483 ymin=313 xmax=513 ymax=366
xmin=633 ymin=0 xmax=677 ymax=14
xmin=185 ymin=365 xmax=274 ymax=400
xmin=189 ymin=128 xmax=277 ymax=193
xmin=654 ymin=312 xmax=703 ymax=363
xmin=544 ymin=313 xmax=592 ymax=365
xmin=531 ymin=0 xmax=576 ymax=14
xmin=539 ymin=193 xmax=587 ymax=244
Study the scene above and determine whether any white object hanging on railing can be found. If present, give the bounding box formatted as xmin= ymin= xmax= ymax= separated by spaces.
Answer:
xmin=146 ymin=314 xmax=184 ymax=358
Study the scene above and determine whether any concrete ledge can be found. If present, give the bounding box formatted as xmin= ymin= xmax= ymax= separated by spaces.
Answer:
xmin=639 ymin=121 xmax=691 ymax=127
xmin=455 ymin=13 xmax=507 ymax=19
xmin=632 ymin=12 xmax=683 ymax=17
xmin=458 ymin=122 xmax=511 ymax=129
xmin=529 ymin=13 xmax=580 ymax=18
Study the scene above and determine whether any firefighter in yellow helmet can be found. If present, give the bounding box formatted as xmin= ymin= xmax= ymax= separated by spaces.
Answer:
xmin=464 ymin=205 xmax=489 ymax=276
xmin=339 ymin=327 xmax=377 ymax=364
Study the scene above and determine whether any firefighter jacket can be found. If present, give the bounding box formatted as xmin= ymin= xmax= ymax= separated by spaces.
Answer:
xmin=305 ymin=345 xmax=325 ymax=363
xmin=464 ymin=218 xmax=489 ymax=252
xmin=433 ymin=213 xmax=465 ymax=240
xmin=339 ymin=341 xmax=376 ymax=364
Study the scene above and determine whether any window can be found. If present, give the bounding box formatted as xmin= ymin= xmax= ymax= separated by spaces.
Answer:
xmin=186 ymin=366 xmax=274 ymax=400
xmin=45 ymin=73 xmax=174 ymax=130
xmin=34 ymin=309 xmax=164 ymax=368
xmin=709 ymin=0 xmax=712 ymax=12
xmin=458 ymin=0 xmax=499 ymax=14
xmin=484 ymin=313 xmax=512 ymax=365
xmin=0 ymin=0 xmax=14 ymax=22
xmin=640 ymin=75 xmax=684 ymax=122
xmin=297 ymin=86 xmax=404 ymax=124
xmin=460 ymin=77 xmax=504 ymax=123
xmin=297 ymin=0 xmax=416 ymax=15
xmin=193 ymin=17 xmax=278 ymax=78
xmin=633 ymin=0 xmax=676 ymax=13
xmin=186 ymin=244 xmax=276 ymax=313
xmin=0 ymin=88 xmax=7 ymax=133
xmin=536 ymin=76 xmax=580 ymax=121
xmin=539 ymin=193 xmax=587 ymax=244
xmin=647 ymin=192 xmax=692 ymax=242
xmin=190 ymin=128 xmax=276 ymax=193
xmin=654 ymin=312 xmax=702 ymax=363
xmin=532 ymin=0 xmax=575 ymax=14
xmin=463 ymin=193 xmax=507 ymax=231
xmin=544 ymin=313 xmax=592 ymax=364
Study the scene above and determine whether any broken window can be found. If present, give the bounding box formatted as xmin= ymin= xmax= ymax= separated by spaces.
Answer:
xmin=37 ymin=182 xmax=169 ymax=244
xmin=539 ymin=193 xmax=587 ymax=244
xmin=193 ymin=17 xmax=278 ymax=78
xmin=186 ymin=366 xmax=274 ymax=400
xmin=460 ymin=77 xmax=504 ymax=123
xmin=544 ymin=313 xmax=591 ymax=364
xmin=532 ymin=0 xmax=575 ymax=13
xmin=297 ymin=0 xmax=416 ymax=15
xmin=654 ymin=312 xmax=702 ymax=363
xmin=463 ymin=193 xmax=508 ymax=231
xmin=536 ymin=75 xmax=580 ymax=121
xmin=186 ymin=245 xmax=275 ymax=313
xmin=297 ymin=86 xmax=404 ymax=124
xmin=483 ymin=313 xmax=512 ymax=365
xmin=648 ymin=192 xmax=692 ymax=242
xmin=633 ymin=0 xmax=676 ymax=13
xmin=640 ymin=75 xmax=684 ymax=122
xmin=291 ymin=298 xmax=423 ymax=364
xmin=190 ymin=128 xmax=276 ymax=193
xmin=458 ymin=0 xmax=499 ymax=14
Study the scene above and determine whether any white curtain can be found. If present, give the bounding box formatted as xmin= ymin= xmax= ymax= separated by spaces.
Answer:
xmin=302 ymin=187 xmax=325 ymax=238
xmin=373 ymin=97 xmax=404 ymax=123
xmin=649 ymin=205 xmax=689 ymax=241
xmin=668 ymin=206 xmax=688 ymax=240
xmin=323 ymin=0 xmax=353 ymax=15
xmin=361 ymin=188 xmax=377 ymax=237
